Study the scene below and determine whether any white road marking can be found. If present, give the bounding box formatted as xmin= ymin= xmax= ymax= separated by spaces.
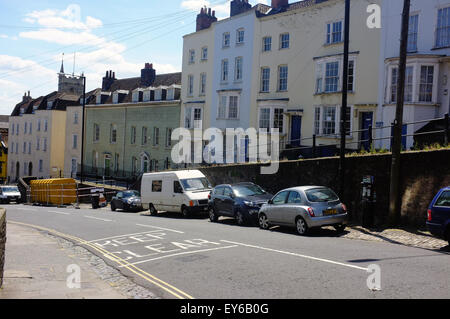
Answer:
xmin=48 ymin=210 xmax=70 ymax=215
xmin=87 ymin=230 xmax=167 ymax=243
xmin=84 ymin=215 xmax=113 ymax=222
xmin=16 ymin=207 xmax=37 ymax=211
xmin=120 ymin=245 xmax=238 ymax=267
xmin=135 ymin=223 xmax=184 ymax=234
xmin=220 ymin=240 xmax=368 ymax=271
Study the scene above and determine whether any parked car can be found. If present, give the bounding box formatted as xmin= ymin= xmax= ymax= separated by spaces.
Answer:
xmin=140 ymin=170 xmax=212 ymax=217
xmin=0 ymin=185 xmax=21 ymax=204
xmin=110 ymin=190 xmax=142 ymax=212
xmin=258 ymin=186 xmax=348 ymax=235
xmin=426 ymin=187 xmax=450 ymax=245
xmin=208 ymin=182 xmax=273 ymax=225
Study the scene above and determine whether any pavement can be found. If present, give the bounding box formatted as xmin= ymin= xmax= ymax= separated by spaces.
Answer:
xmin=2 ymin=203 xmax=450 ymax=299
xmin=0 ymin=222 xmax=153 ymax=299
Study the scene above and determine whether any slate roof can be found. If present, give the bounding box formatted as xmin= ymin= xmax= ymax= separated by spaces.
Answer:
xmin=88 ymin=72 xmax=182 ymax=105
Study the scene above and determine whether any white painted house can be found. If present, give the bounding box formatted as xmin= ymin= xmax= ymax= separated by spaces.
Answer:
xmin=376 ymin=0 xmax=450 ymax=149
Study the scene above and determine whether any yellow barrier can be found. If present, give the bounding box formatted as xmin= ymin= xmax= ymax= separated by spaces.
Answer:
xmin=30 ymin=178 xmax=77 ymax=205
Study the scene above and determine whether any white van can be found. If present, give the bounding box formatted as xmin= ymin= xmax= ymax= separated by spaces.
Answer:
xmin=140 ymin=170 xmax=212 ymax=217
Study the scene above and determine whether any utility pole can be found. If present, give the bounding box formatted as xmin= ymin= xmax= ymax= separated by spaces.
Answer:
xmin=339 ymin=0 xmax=351 ymax=197
xmin=388 ymin=0 xmax=410 ymax=226
xmin=80 ymin=74 xmax=86 ymax=183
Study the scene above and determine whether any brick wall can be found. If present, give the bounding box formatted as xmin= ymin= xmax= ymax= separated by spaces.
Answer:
xmin=200 ymin=149 xmax=450 ymax=227
xmin=0 ymin=209 xmax=5 ymax=288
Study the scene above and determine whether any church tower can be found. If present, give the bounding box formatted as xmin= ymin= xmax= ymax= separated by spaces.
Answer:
xmin=57 ymin=53 xmax=83 ymax=95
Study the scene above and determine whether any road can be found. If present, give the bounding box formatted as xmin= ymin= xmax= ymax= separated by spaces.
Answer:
xmin=4 ymin=203 xmax=450 ymax=299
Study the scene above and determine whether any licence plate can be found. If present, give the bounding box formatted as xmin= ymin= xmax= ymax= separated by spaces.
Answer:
xmin=323 ymin=209 xmax=337 ymax=216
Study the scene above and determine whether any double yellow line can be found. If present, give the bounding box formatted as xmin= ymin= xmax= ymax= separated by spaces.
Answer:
xmin=8 ymin=220 xmax=194 ymax=299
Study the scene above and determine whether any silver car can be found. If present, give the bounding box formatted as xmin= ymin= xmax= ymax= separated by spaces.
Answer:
xmin=258 ymin=186 xmax=348 ymax=235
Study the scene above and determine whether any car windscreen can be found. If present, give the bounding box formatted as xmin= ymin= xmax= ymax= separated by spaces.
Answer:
xmin=2 ymin=187 xmax=19 ymax=193
xmin=435 ymin=190 xmax=450 ymax=207
xmin=180 ymin=178 xmax=212 ymax=191
xmin=123 ymin=190 xmax=140 ymax=198
xmin=305 ymin=188 xmax=339 ymax=202
xmin=233 ymin=184 xmax=266 ymax=197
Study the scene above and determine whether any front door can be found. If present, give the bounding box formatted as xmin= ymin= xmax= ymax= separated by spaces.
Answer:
xmin=290 ymin=115 xmax=302 ymax=146
xmin=104 ymin=156 xmax=111 ymax=176
xmin=360 ymin=112 xmax=373 ymax=150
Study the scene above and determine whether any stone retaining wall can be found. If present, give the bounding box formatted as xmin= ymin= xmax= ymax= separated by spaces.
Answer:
xmin=200 ymin=149 xmax=450 ymax=227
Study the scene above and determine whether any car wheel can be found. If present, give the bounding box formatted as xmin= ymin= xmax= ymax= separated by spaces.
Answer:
xmin=235 ymin=210 xmax=246 ymax=226
xmin=149 ymin=204 xmax=157 ymax=216
xmin=259 ymin=213 xmax=270 ymax=230
xmin=296 ymin=217 xmax=308 ymax=236
xmin=181 ymin=206 xmax=190 ymax=218
xmin=209 ymin=207 xmax=218 ymax=222
xmin=110 ymin=203 xmax=116 ymax=211
xmin=334 ymin=224 xmax=346 ymax=234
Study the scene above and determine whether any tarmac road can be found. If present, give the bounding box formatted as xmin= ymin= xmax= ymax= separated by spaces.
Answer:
xmin=4 ymin=203 xmax=450 ymax=299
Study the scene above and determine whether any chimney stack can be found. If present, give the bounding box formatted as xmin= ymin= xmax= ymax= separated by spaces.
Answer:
xmin=196 ymin=6 xmax=217 ymax=31
xmin=141 ymin=63 xmax=156 ymax=87
xmin=102 ymin=70 xmax=116 ymax=91
xmin=22 ymin=91 xmax=32 ymax=102
xmin=230 ymin=0 xmax=252 ymax=17
xmin=271 ymin=0 xmax=289 ymax=10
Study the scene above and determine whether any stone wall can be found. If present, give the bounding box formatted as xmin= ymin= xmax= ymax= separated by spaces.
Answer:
xmin=0 ymin=209 xmax=6 ymax=288
xmin=200 ymin=149 xmax=450 ymax=227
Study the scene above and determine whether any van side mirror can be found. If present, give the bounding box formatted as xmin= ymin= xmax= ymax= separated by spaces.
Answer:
xmin=268 ymin=199 xmax=273 ymax=205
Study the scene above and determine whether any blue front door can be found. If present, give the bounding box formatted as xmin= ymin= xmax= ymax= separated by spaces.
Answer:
xmin=361 ymin=112 xmax=373 ymax=150
xmin=290 ymin=116 xmax=302 ymax=146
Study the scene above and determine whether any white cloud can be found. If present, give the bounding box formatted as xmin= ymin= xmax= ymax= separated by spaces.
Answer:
xmin=23 ymin=4 xmax=102 ymax=30
xmin=0 ymin=34 xmax=8 ymax=39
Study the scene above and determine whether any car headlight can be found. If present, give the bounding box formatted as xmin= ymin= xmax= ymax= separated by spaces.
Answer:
xmin=243 ymin=201 xmax=256 ymax=207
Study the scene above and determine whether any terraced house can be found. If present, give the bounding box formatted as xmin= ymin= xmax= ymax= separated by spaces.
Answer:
xmin=182 ymin=0 xmax=382 ymax=163
xmin=84 ymin=63 xmax=181 ymax=179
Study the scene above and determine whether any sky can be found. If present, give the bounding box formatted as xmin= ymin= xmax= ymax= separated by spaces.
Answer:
xmin=0 ymin=0 xmax=267 ymax=115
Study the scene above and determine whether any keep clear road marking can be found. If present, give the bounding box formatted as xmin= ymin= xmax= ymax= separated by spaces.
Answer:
xmin=48 ymin=210 xmax=70 ymax=215
xmin=220 ymin=240 xmax=369 ymax=272
xmin=120 ymin=245 xmax=238 ymax=267
xmin=136 ymin=223 xmax=184 ymax=234
xmin=84 ymin=215 xmax=114 ymax=222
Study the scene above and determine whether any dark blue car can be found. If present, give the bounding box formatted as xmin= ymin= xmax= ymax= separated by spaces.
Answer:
xmin=426 ymin=187 xmax=450 ymax=245
xmin=208 ymin=182 xmax=273 ymax=226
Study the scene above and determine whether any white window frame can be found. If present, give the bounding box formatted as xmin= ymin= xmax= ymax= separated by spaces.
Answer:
xmin=257 ymin=106 xmax=286 ymax=134
xmin=200 ymin=73 xmax=206 ymax=95
xmin=217 ymin=93 xmax=240 ymax=120
xmin=236 ymin=28 xmax=244 ymax=44
xmin=185 ymin=106 xmax=203 ymax=129
xmin=280 ymin=33 xmax=289 ymax=49
xmin=188 ymin=74 xmax=194 ymax=96
xmin=235 ymin=57 xmax=243 ymax=81
xmin=326 ymin=20 xmax=343 ymax=45
xmin=278 ymin=65 xmax=288 ymax=92
xmin=263 ymin=36 xmax=271 ymax=52
xmin=189 ymin=49 xmax=195 ymax=64
xmin=408 ymin=14 xmax=419 ymax=52
xmin=313 ymin=105 xmax=353 ymax=137
xmin=72 ymin=134 xmax=78 ymax=149
xmin=223 ymin=32 xmax=230 ymax=47
xmin=261 ymin=67 xmax=270 ymax=92
xmin=435 ymin=6 xmax=450 ymax=48
xmin=201 ymin=47 xmax=208 ymax=60
xmin=221 ymin=59 xmax=229 ymax=82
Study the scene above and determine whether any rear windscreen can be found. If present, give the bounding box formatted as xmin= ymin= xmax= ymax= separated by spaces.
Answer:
xmin=305 ymin=188 xmax=339 ymax=202
xmin=435 ymin=191 xmax=450 ymax=207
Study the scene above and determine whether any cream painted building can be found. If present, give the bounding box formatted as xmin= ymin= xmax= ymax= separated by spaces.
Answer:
xmin=251 ymin=0 xmax=382 ymax=156
xmin=63 ymin=105 xmax=83 ymax=178
xmin=8 ymin=63 xmax=82 ymax=181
